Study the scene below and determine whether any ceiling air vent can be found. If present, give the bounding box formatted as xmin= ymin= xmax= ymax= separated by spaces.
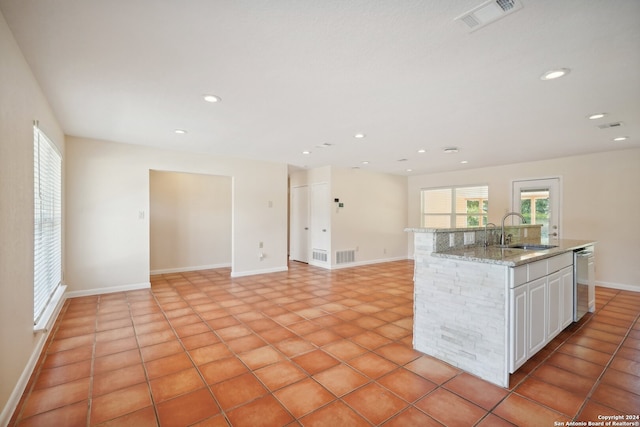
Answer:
xmin=597 ymin=122 xmax=623 ymax=129
xmin=455 ymin=0 xmax=523 ymax=32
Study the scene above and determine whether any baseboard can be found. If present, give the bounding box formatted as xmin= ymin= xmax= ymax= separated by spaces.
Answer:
xmin=230 ymin=266 xmax=288 ymax=278
xmin=596 ymin=281 xmax=640 ymax=293
xmin=150 ymin=263 xmax=231 ymax=275
xmin=330 ymin=256 xmax=411 ymax=270
xmin=65 ymin=282 xmax=151 ymax=299
xmin=1 ymin=322 xmax=55 ymax=427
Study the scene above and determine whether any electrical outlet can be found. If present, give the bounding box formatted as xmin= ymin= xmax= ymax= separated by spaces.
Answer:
xmin=259 ymin=242 xmax=263 ymax=248
xmin=464 ymin=232 xmax=475 ymax=245
xmin=449 ymin=233 xmax=455 ymax=247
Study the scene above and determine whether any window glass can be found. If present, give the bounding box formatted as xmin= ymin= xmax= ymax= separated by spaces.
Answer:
xmin=34 ymin=125 xmax=62 ymax=325
xmin=421 ymin=185 xmax=488 ymax=228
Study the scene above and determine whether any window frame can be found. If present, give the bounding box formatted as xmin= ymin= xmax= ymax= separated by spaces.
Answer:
xmin=420 ymin=185 xmax=489 ymax=228
xmin=33 ymin=124 xmax=63 ymax=329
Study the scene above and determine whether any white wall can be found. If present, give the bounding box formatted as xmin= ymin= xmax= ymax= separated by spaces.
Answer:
xmin=65 ymin=136 xmax=289 ymax=293
xmin=0 ymin=10 xmax=65 ymax=422
xmin=149 ymin=170 xmax=232 ymax=273
xmin=290 ymin=166 xmax=408 ymax=267
xmin=331 ymin=168 xmax=408 ymax=265
xmin=408 ymin=148 xmax=640 ymax=290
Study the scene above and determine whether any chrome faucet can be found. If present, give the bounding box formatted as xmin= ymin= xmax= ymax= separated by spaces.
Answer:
xmin=501 ymin=212 xmax=526 ymax=246
xmin=484 ymin=223 xmax=496 ymax=247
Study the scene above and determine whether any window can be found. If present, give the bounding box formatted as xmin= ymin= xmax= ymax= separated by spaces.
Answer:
xmin=33 ymin=124 xmax=62 ymax=327
xmin=421 ymin=185 xmax=488 ymax=228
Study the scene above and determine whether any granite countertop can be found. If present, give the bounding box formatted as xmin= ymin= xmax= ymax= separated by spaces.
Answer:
xmin=431 ymin=239 xmax=596 ymax=266
xmin=405 ymin=225 xmax=542 ymax=233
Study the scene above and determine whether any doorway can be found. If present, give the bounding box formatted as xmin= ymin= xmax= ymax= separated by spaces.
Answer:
xmin=149 ymin=170 xmax=232 ymax=274
xmin=290 ymin=185 xmax=309 ymax=263
xmin=512 ymin=178 xmax=561 ymax=241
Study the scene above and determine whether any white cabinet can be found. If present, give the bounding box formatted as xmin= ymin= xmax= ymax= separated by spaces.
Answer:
xmin=546 ymin=265 xmax=574 ymax=339
xmin=560 ymin=266 xmax=574 ymax=328
xmin=509 ymin=252 xmax=574 ymax=373
xmin=528 ymin=278 xmax=547 ymax=355
xmin=547 ymin=271 xmax=562 ymax=339
xmin=511 ymin=284 xmax=527 ymax=370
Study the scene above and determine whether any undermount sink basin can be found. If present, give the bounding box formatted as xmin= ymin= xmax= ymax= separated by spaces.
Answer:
xmin=509 ymin=243 xmax=558 ymax=250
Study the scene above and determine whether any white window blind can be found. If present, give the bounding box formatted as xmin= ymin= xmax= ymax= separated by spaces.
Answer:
xmin=33 ymin=124 xmax=62 ymax=326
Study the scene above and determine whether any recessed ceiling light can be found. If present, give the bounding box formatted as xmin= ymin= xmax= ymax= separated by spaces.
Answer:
xmin=417 ymin=149 xmax=426 ymax=154
xmin=203 ymin=94 xmax=221 ymax=103
xmin=302 ymin=150 xmax=311 ymax=154
xmin=461 ymin=160 xmax=468 ymax=164
xmin=444 ymin=147 xmax=459 ymax=153
xmin=174 ymin=129 xmax=187 ymax=134
xmin=361 ymin=161 xmax=369 ymax=165
xmin=613 ymin=136 xmax=628 ymax=142
xmin=587 ymin=113 xmax=607 ymax=120
xmin=406 ymin=168 xmax=413 ymax=172
xmin=540 ymin=68 xmax=571 ymax=80
xmin=354 ymin=133 xmax=366 ymax=139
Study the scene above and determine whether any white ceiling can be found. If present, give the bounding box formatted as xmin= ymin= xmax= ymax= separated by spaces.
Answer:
xmin=1 ymin=0 xmax=639 ymax=175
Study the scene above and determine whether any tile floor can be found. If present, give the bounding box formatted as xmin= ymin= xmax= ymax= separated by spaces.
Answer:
xmin=9 ymin=260 xmax=640 ymax=426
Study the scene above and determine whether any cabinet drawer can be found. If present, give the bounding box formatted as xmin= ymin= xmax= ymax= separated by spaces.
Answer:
xmin=510 ymin=251 xmax=574 ymax=288
xmin=527 ymin=260 xmax=548 ymax=282
xmin=548 ymin=252 xmax=573 ymax=273
xmin=511 ymin=265 xmax=528 ymax=287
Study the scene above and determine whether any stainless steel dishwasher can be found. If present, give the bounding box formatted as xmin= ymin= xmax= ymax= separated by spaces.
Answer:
xmin=574 ymin=246 xmax=595 ymax=321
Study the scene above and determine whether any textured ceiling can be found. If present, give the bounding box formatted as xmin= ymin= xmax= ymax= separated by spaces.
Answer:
xmin=1 ymin=0 xmax=639 ymax=175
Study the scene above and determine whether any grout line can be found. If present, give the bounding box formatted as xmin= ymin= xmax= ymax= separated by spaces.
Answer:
xmin=572 ymin=290 xmax=640 ymax=419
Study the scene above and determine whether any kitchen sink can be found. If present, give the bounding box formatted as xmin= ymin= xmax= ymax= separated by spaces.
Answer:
xmin=509 ymin=243 xmax=558 ymax=250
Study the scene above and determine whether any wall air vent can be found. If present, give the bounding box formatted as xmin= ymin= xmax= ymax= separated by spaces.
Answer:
xmin=597 ymin=122 xmax=623 ymax=129
xmin=312 ymin=249 xmax=328 ymax=262
xmin=336 ymin=249 xmax=355 ymax=265
xmin=455 ymin=0 xmax=523 ymax=32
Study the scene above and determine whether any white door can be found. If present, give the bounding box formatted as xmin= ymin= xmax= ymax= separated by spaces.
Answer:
xmin=512 ymin=178 xmax=561 ymax=242
xmin=310 ymin=183 xmax=330 ymax=265
xmin=290 ymin=186 xmax=309 ymax=263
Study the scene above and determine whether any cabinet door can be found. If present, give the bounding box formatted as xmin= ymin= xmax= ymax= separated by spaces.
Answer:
xmin=560 ymin=266 xmax=574 ymax=328
xmin=510 ymin=285 xmax=528 ymax=372
xmin=528 ymin=278 xmax=547 ymax=355
xmin=547 ymin=271 xmax=561 ymax=340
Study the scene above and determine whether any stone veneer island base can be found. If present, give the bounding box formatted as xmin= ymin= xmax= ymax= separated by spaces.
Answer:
xmin=408 ymin=226 xmax=594 ymax=388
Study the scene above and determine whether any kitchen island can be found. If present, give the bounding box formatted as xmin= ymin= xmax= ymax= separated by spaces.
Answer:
xmin=407 ymin=226 xmax=595 ymax=387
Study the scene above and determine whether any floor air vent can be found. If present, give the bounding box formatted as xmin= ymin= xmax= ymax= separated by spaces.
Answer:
xmin=455 ymin=0 xmax=523 ymax=32
xmin=312 ymin=250 xmax=328 ymax=262
xmin=336 ymin=250 xmax=356 ymax=265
